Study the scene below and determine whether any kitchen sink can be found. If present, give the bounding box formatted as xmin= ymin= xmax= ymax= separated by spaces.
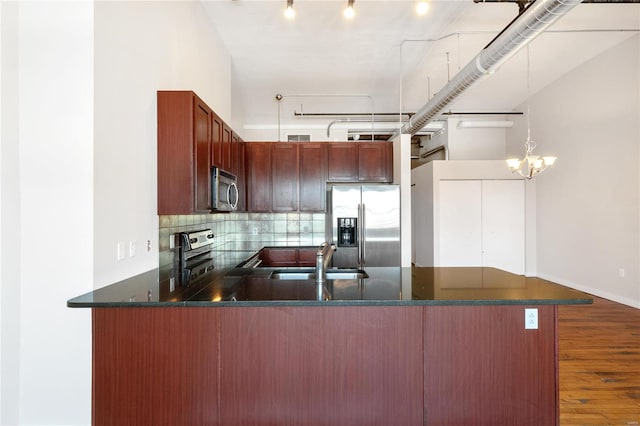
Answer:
xmin=269 ymin=269 xmax=369 ymax=280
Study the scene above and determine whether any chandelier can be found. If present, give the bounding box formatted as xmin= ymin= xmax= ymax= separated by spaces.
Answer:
xmin=506 ymin=46 xmax=556 ymax=179
xmin=506 ymin=121 xmax=556 ymax=179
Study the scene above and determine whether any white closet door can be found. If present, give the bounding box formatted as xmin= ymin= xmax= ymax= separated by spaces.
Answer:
xmin=438 ymin=180 xmax=482 ymax=266
xmin=481 ymin=180 xmax=525 ymax=274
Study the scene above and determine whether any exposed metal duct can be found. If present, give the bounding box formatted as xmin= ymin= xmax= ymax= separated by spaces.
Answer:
xmin=475 ymin=0 xmax=639 ymax=14
xmin=400 ymin=0 xmax=584 ymax=136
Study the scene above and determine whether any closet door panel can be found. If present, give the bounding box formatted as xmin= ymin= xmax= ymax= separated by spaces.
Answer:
xmin=438 ymin=180 xmax=482 ymax=267
xmin=482 ymin=180 xmax=525 ymax=275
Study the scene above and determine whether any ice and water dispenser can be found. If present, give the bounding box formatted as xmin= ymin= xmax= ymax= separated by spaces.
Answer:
xmin=337 ymin=217 xmax=357 ymax=247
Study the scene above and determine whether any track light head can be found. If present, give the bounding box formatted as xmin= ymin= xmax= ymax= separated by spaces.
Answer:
xmin=284 ymin=0 xmax=295 ymax=19
xmin=344 ymin=0 xmax=355 ymax=18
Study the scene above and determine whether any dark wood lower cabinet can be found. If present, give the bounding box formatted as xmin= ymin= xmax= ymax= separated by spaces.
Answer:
xmin=92 ymin=308 xmax=220 ymax=426
xmin=219 ymin=307 xmax=423 ymax=425
xmin=92 ymin=305 xmax=559 ymax=426
xmin=424 ymin=305 xmax=558 ymax=426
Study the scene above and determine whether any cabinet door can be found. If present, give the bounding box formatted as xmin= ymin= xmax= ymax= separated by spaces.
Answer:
xmin=299 ymin=143 xmax=327 ymax=212
xmin=157 ymin=91 xmax=194 ymax=215
xmin=358 ymin=142 xmax=391 ymax=182
xmin=271 ymin=143 xmax=299 ymax=212
xmin=259 ymin=248 xmax=299 ymax=267
xmin=298 ymin=247 xmax=317 ymax=267
xmin=236 ymin=140 xmax=246 ymax=212
xmin=193 ymin=96 xmax=212 ymax=213
xmin=327 ymin=143 xmax=358 ymax=182
xmin=246 ymin=143 xmax=272 ymax=212
xmin=211 ymin=112 xmax=223 ymax=168
xmin=221 ymin=123 xmax=232 ymax=171
xmin=230 ymin=132 xmax=240 ymax=176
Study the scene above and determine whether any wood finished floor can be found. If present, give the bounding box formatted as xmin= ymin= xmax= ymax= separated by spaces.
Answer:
xmin=559 ymin=296 xmax=640 ymax=426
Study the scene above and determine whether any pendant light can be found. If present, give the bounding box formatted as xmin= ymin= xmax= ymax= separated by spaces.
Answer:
xmin=506 ymin=45 xmax=557 ymax=179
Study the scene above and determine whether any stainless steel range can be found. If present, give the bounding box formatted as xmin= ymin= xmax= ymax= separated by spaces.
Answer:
xmin=174 ymin=229 xmax=215 ymax=286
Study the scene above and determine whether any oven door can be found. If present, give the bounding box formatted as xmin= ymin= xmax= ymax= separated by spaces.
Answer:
xmin=211 ymin=167 xmax=238 ymax=211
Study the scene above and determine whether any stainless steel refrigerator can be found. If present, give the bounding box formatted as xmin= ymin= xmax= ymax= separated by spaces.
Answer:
xmin=327 ymin=184 xmax=400 ymax=269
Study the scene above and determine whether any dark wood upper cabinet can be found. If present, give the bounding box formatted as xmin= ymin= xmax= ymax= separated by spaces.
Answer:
xmin=158 ymin=90 xmax=246 ymax=215
xmin=327 ymin=143 xmax=358 ymax=182
xmin=299 ymin=143 xmax=327 ymax=212
xmin=358 ymin=142 xmax=392 ymax=182
xmin=157 ymin=91 xmax=211 ymax=215
xmin=193 ymin=97 xmax=212 ymax=212
xmin=236 ymin=140 xmax=246 ymax=212
xmin=244 ymin=141 xmax=391 ymax=213
xmin=221 ymin=123 xmax=232 ymax=171
xmin=211 ymin=112 xmax=223 ymax=167
xmin=271 ymin=143 xmax=299 ymax=212
xmin=327 ymin=142 xmax=392 ymax=183
xmin=245 ymin=142 xmax=272 ymax=212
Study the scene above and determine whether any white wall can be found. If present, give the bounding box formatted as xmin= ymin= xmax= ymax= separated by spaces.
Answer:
xmin=94 ymin=1 xmax=232 ymax=287
xmin=1 ymin=2 xmax=93 ymax=424
xmin=0 ymin=2 xmax=234 ymax=425
xmin=507 ymin=35 xmax=640 ymax=308
xmin=242 ymin=123 xmax=348 ymax=142
xmin=446 ymin=117 xmax=509 ymax=160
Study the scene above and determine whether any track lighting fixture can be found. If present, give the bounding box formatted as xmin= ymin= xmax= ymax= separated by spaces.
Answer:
xmin=284 ymin=0 xmax=295 ymax=19
xmin=344 ymin=0 xmax=355 ymax=19
xmin=416 ymin=1 xmax=430 ymax=15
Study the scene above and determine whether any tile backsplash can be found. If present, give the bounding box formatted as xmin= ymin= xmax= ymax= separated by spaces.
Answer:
xmin=159 ymin=212 xmax=326 ymax=267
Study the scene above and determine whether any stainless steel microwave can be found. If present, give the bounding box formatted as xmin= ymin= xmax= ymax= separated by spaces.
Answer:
xmin=211 ymin=166 xmax=239 ymax=211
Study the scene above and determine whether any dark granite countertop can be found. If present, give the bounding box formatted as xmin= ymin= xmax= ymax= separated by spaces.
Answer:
xmin=67 ymin=249 xmax=593 ymax=307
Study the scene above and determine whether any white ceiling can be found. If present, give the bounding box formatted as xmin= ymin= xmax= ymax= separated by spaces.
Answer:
xmin=201 ymin=0 xmax=639 ymax=132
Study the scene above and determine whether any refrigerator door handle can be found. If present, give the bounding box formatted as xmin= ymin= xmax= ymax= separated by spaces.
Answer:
xmin=357 ymin=203 xmax=363 ymax=268
xmin=361 ymin=203 xmax=366 ymax=267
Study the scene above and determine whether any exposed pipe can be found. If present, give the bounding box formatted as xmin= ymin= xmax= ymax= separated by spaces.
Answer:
xmin=295 ymin=111 xmax=414 ymax=117
xmin=420 ymin=145 xmax=449 ymax=160
xmin=400 ymin=0 xmax=584 ymax=136
xmin=441 ymin=111 xmax=524 ymax=115
xmin=277 ymin=93 xmax=375 ymax=140
xmin=475 ymin=0 xmax=639 ymax=4
xmin=327 ymin=118 xmax=405 ymax=137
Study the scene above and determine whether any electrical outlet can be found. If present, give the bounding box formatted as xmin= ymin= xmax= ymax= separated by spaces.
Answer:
xmin=525 ymin=308 xmax=538 ymax=330
xmin=129 ymin=241 xmax=136 ymax=257
xmin=618 ymin=268 xmax=625 ymax=278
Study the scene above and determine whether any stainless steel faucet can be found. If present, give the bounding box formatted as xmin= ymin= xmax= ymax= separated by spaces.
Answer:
xmin=315 ymin=242 xmax=336 ymax=286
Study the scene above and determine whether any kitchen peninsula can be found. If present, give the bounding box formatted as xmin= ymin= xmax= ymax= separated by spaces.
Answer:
xmin=68 ymin=257 xmax=591 ymax=426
